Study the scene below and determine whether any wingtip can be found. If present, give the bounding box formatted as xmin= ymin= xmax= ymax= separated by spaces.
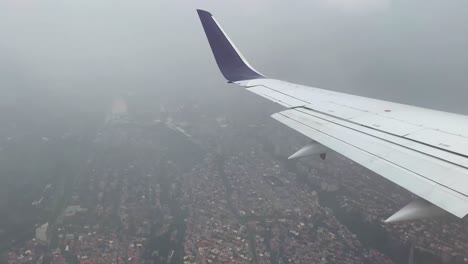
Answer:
xmin=196 ymin=9 xmax=212 ymax=17
xmin=196 ymin=8 xmax=264 ymax=82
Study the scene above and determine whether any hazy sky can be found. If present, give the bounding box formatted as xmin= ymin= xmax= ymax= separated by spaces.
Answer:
xmin=1 ymin=0 xmax=468 ymax=116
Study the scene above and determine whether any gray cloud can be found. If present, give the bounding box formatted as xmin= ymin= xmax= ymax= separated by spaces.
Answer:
xmin=0 ymin=0 xmax=467 ymax=116
xmin=321 ymin=0 xmax=391 ymax=13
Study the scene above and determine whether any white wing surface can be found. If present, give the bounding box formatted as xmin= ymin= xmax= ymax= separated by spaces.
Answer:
xmin=196 ymin=10 xmax=468 ymax=221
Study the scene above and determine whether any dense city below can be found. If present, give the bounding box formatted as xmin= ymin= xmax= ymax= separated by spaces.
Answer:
xmin=2 ymin=99 xmax=468 ymax=264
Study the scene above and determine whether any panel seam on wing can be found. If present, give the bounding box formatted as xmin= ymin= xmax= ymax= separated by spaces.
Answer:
xmin=295 ymin=107 xmax=468 ymax=164
xmin=275 ymin=111 xmax=468 ymax=201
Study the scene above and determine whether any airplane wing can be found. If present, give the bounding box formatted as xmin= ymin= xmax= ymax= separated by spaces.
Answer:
xmin=196 ymin=9 xmax=468 ymax=222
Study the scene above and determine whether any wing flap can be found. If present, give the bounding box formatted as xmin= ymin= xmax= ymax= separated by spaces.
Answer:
xmin=350 ymin=113 xmax=424 ymax=136
xmin=406 ymin=129 xmax=468 ymax=157
xmin=272 ymin=108 xmax=468 ymax=218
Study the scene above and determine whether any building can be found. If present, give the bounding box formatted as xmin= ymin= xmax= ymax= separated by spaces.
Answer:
xmin=35 ymin=222 xmax=49 ymax=244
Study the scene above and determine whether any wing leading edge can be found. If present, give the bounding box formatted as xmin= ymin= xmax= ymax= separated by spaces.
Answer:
xmin=196 ymin=9 xmax=468 ymax=221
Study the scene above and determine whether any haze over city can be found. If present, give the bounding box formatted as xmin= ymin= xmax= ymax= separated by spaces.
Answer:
xmin=1 ymin=0 xmax=468 ymax=263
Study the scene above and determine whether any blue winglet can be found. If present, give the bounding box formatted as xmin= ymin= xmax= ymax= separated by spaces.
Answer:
xmin=197 ymin=9 xmax=265 ymax=82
